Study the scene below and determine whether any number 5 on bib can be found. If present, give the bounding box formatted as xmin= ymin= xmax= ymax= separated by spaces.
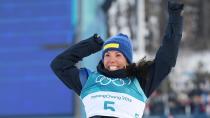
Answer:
xmin=104 ymin=101 xmax=115 ymax=111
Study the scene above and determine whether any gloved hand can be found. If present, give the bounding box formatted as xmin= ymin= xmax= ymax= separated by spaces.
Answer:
xmin=92 ymin=33 xmax=104 ymax=46
xmin=168 ymin=0 xmax=184 ymax=16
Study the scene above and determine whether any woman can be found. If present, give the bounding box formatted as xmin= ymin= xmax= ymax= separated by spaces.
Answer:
xmin=51 ymin=1 xmax=184 ymax=118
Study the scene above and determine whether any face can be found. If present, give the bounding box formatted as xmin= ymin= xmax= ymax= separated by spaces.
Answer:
xmin=103 ymin=50 xmax=128 ymax=71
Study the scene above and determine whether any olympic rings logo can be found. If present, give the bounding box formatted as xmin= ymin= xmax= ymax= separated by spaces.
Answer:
xmin=95 ymin=75 xmax=131 ymax=86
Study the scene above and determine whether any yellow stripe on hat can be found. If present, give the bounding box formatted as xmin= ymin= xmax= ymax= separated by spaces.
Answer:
xmin=103 ymin=43 xmax=119 ymax=50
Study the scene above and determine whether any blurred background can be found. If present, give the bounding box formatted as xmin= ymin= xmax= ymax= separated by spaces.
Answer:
xmin=0 ymin=0 xmax=210 ymax=118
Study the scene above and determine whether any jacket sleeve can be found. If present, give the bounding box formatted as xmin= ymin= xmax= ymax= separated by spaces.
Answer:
xmin=143 ymin=3 xmax=184 ymax=97
xmin=50 ymin=34 xmax=104 ymax=95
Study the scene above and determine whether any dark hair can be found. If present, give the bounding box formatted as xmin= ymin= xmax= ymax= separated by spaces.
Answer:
xmin=126 ymin=57 xmax=154 ymax=85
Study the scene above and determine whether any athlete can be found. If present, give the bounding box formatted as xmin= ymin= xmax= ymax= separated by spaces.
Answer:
xmin=51 ymin=1 xmax=184 ymax=118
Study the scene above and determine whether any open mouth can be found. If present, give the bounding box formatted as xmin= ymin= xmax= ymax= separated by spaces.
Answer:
xmin=108 ymin=66 xmax=118 ymax=71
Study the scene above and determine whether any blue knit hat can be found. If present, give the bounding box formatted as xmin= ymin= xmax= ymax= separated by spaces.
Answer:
xmin=102 ymin=33 xmax=133 ymax=64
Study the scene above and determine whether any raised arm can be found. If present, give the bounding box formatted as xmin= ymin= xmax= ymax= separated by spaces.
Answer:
xmin=50 ymin=34 xmax=104 ymax=95
xmin=143 ymin=1 xmax=184 ymax=97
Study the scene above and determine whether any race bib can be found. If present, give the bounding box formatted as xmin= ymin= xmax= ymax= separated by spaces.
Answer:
xmin=82 ymin=91 xmax=145 ymax=118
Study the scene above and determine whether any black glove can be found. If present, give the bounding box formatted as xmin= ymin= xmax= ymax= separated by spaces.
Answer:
xmin=168 ymin=0 xmax=184 ymax=16
xmin=91 ymin=33 xmax=104 ymax=46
